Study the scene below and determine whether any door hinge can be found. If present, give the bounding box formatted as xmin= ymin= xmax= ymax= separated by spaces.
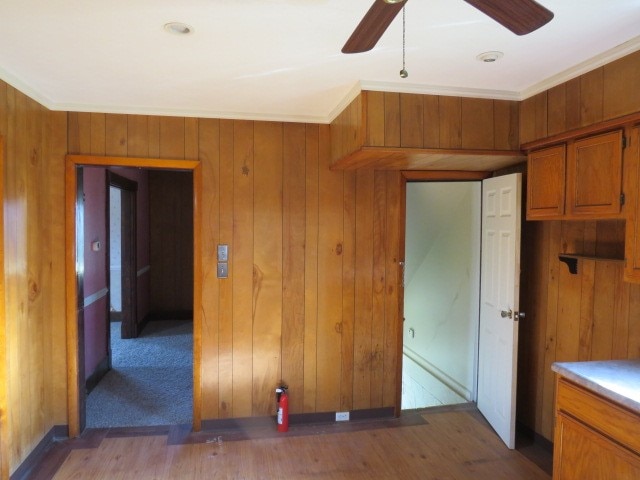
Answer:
xmin=623 ymin=136 xmax=628 ymax=149
xmin=621 ymin=192 xmax=626 ymax=206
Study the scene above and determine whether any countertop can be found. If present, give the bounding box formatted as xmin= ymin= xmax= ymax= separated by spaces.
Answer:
xmin=552 ymin=360 xmax=640 ymax=413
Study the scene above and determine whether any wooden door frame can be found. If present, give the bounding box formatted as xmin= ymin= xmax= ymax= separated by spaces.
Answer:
xmin=65 ymin=154 xmax=202 ymax=437
xmin=106 ymin=172 xmax=138 ymax=340
xmin=0 ymin=136 xmax=8 ymax=480
xmin=396 ymin=170 xmax=491 ymax=413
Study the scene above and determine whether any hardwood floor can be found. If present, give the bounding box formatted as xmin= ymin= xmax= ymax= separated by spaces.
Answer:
xmin=25 ymin=407 xmax=551 ymax=479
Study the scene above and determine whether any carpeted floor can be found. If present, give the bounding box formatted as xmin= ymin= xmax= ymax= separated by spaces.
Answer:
xmin=86 ymin=320 xmax=193 ymax=428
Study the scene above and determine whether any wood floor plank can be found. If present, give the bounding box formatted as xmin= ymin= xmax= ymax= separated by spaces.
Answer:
xmin=45 ymin=409 xmax=550 ymax=480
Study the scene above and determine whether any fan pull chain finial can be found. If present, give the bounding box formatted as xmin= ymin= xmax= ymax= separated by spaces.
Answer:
xmin=400 ymin=5 xmax=407 ymax=78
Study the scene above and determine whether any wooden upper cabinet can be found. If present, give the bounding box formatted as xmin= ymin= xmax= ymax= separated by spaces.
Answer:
xmin=624 ymin=127 xmax=640 ymax=282
xmin=527 ymin=130 xmax=625 ymax=221
xmin=566 ymin=130 xmax=624 ymax=217
xmin=527 ymin=144 xmax=566 ymax=220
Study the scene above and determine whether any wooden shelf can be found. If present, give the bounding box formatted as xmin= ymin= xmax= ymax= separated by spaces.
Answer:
xmin=559 ymin=254 xmax=624 ymax=274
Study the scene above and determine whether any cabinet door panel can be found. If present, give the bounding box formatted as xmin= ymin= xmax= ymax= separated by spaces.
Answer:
xmin=527 ymin=144 xmax=566 ymax=220
xmin=566 ymin=130 xmax=623 ymax=217
xmin=624 ymin=127 xmax=640 ymax=282
xmin=554 ymin=413 xmax=640 ymax=480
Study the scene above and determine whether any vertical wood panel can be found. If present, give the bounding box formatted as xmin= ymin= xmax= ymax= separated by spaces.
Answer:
xmin=217 ymin=120 xmax=234 ymax=418
xmin=603 ymin=50 xmax=640 ymax=120
xmin=580 ymin=68 xmax=604 ymax=127
xmin=198 ymin=118 xmax=220 ymax=419
xmin=383 ymin=172 xmax=401 ymax=408
xmin=105 ymin=114 xmax=127 ymax=156
xmin=519 ymin=96 xmax=536 ymax=145
xmin=316 ymin=124 xmax=343 ymax=411
xmin=423 ymin=95 xmax=440 ymax=148
xmin=399 ymin=94 xmax=423 ymax=148
xmin=383 ymin=93 xmax=401 ymax=147
xmin=439 ymin=96 xmax=462 ymax=148
xmin=370 ymin=171 xmax=387 ymax=407
xmin=282 ymin=123 xmax=306 ymax=413
xmin=231 ymin=120 xmax=254 ymax=417
xmin=252 ymin=121 xmax=283 ymax=415
xmin=0 ymin=133 xmax=6 ymax=479
xmin=565 ymin=77 xmax=582 ymax=131
xmin=540 ymin=221 xmax=561 ymax=439
xmin=461 ymin=98 xmax=494 ymax=149
xmin=303 ymin=125 xmax=319 ymax=413
xmin=493 ymin=100 xmax=519 ymax=150
xmin=366 ymin=91 xmax=385 ymax=147
xmin=90 ymin=114 xmax=106 ymax=155
xmin=159 ymin=117 xmax=185 ymax=159
xmin=185 ymin=118 xmax=199 ymax=160
xmin=555 ymin=223 xmax=583 ymax=362
xmin=533 ymin=92 xmax=548 ymax=141
xmin=340 ymin=170 xmax=356 ymax=411
xmin=547 ymin=85 xmax=567 ymax=136
xmin=353 ymin=170 xmax=374 ymax=410
xmin=127 ymin=116 xmax=149 ymax=157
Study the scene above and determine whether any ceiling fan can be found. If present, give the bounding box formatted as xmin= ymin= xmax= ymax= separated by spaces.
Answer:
xmin=342 ymin=0 xmax=554 ymax=54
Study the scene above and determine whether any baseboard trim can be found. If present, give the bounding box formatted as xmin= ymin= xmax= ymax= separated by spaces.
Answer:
xmin=86 ymin=356 xmax=110 ymax=395
xmin=10 ymin=425 xmax=68 ymax=480
xmin=201 ymin=406 xmax=395 ymax=431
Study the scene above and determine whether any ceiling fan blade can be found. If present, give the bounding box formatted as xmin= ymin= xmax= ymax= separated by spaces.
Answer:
xmin=342 ymin=0 xmax=407 ymax=54
xmin=464 ymin=0 xmax=553 ymax=35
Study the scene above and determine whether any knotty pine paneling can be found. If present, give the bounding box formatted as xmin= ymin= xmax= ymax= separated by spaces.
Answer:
xmin=365 ymin=92 xmax=519 ymax=151
xmin=518 ymin=218 xmax=639 ymax=441
xmin=517 ymin=50 xmax=640 ymax=443
xmin=0 ymin=81 xmax=67 ymax=477
xmin=67 ymin=113 xmax=404 ymax=423
xmin=520 ymin=50 xmax=640 ymax=144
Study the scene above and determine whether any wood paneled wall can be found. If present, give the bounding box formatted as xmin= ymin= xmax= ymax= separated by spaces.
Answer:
xmin=518 ymin=50 xmax=640 ymax=442
xmin=364 ymin=91 xmax=520 ymax=151
xmin=330 ymin=91 xmax=520 ymax=164
xmin=520 ymin=50 xmax=640 ymax=144
xmin=67 ymin=114 xmax=403 ymax=421
xmin=0 ymin=81 xmax=67 ymax=476
xmin=149 ymin=170 xmax=194 ymax=317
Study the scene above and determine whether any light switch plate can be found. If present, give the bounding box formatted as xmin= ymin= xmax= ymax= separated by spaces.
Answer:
xmin=217 ymin=244 xmax=228 ymax=262
xmin=217 ymin=262 xmax=228 ymax=278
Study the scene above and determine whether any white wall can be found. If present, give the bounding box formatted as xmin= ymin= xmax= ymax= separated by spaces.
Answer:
xmin=403 ymin=182 xmax=481 ymax=401
xmin=110 ymin=186 xmax=122 ymax=312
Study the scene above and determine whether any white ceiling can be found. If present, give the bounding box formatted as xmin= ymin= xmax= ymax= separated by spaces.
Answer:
xmin=1 ymin=0 xmax=640 ymax=124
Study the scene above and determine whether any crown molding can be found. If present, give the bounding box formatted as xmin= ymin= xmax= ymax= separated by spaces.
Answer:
xmin=520 ymin=34 xmax=640 ymax=100
xmin=3 ymin=35 xmax=640 ymax=125
xmin=360 ymin=80 xmax=520 ymax=101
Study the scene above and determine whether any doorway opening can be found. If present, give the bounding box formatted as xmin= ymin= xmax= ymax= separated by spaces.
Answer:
xmin=82 ymin=167 xmax=194 ymax=428
xmin=401 ymin=181 xmax=481 ymax=410
xmin=65 ymin=155 xmax=202 ymax=437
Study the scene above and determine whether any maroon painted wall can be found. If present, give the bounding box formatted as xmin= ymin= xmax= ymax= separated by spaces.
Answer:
xmin=83 ymin=167 xmax=108 ymax=380
xmin=83 ymin=166 xmax=150 ymax=381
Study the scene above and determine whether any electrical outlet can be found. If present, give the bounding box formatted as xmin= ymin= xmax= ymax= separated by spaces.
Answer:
xmin=335 ymin=411 xmax=350 ymax=422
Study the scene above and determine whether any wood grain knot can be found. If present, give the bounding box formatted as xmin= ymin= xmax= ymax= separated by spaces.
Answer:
xmin=335 ymin=243 xmax=343 ymax=255
xmin=334 ymin=322 xmax=342 ymax=334
xmin=30 ymin=148 xmax=38 ymax=165
xmin=242 ymin=165 xmax=250 ymax=176
xmin=28 ymin=277 xmax=40 ymax=301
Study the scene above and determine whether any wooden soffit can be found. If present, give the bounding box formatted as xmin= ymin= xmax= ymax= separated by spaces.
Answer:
xmin=330 ymin=146 xmax=525 ymax=171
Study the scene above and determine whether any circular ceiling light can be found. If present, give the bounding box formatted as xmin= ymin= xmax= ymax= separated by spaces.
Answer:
xmin=476 ymin=51 xmax=504 ymax=63
xmin=163 ymin=22 xmax=194 ymax=35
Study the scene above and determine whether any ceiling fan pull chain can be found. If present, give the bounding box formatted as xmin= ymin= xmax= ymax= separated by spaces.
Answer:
xmin=400 ymin=5 xmax=408 ymax=78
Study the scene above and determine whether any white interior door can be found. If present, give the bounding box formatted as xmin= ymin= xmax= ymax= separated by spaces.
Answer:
xmin=477 ymin=173 xmax=522 ymax=449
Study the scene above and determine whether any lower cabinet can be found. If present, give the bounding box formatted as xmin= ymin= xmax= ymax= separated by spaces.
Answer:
xmin=553 ymin=378 xmax=640 ymax=479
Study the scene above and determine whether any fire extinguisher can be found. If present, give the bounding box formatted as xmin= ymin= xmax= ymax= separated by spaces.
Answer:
xmin=276 ymin=385 xmax=289 ymax=432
